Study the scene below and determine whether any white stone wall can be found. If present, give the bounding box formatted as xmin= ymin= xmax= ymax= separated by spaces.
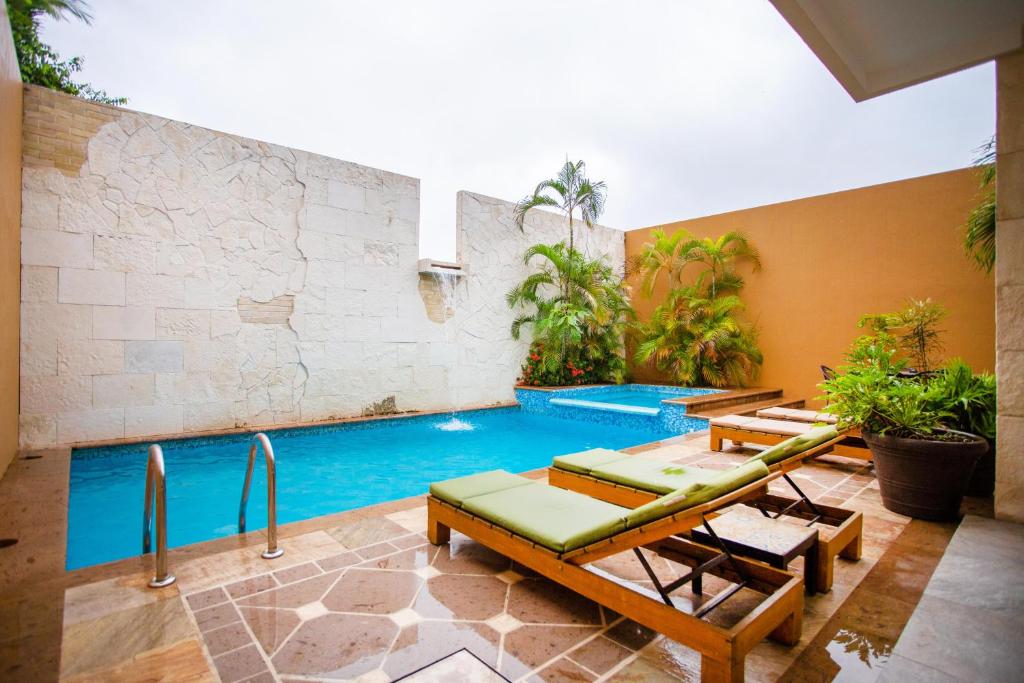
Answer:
xmin=19 ymin=99 xmax=624 ymax=448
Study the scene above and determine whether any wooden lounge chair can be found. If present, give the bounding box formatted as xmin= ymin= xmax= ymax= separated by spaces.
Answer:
xmin=547 ymin=427 xmax=863 ymax=593
xmin=710 ymin=415 xmax=871 ymax=461
xmin=427 ymin=462 xmax=804 ymax=683
xmin=755 ymin=407 xmax=837 ymax=424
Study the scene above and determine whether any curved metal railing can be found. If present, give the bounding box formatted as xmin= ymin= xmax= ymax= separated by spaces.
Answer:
xmin=143 ymin=444 xmax=175 ymax=588
xmin=238 ymin=433 xmax=284 ymax=559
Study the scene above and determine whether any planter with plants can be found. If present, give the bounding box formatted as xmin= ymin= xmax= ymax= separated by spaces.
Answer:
xmin=821 ymin=335 xmax=992 ymax=520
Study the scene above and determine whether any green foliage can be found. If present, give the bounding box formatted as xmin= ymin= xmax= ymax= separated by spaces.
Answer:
xmin=964 ymin=136 xmax=995 ymax=273
xmin=630 ymin=228 xmax=762 ymax=387
xmin=628 ymin=228 xmax=760 ymax=298
xmin=507 ymin=242 xmax=631 ymax=386
xmin=632 ymin=287 xmax=762 ymax=387
xmin=512 ymin=160 xmax=606 ymax=259
xmin=859 ymin=298 xmax=947 ymax=373
xmin=821 ymin=335 xmax=995 ymax=441
xmin=819 ymin=333 xmax=950 ymax=438
xmin=928 ymin=359 xmax=996 ymax=440
xmin=8 ymin=0 xmax=126 ymax=105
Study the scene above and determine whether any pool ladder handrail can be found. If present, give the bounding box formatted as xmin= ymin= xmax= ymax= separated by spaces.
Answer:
xmin=238 ymin=433 xmax=284 ymax=560
xmin=143 ymin=444 xmax=175 ymax=588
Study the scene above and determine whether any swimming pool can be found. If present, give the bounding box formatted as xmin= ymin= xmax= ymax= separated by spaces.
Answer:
xmin=66 ymin=407 xmax=673 ymax=570
xmin=516 ymin=384 xmax=721 ymax=433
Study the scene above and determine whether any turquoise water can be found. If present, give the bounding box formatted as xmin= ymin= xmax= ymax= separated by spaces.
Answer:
xmin=66 ymin=407 xmax=672 ymax=570
xmin=583 ymin=387 xmax=686 ymax=410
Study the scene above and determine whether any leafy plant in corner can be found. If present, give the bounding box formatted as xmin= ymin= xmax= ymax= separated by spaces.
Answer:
xmin=630 ymin=228 xmax=762 ymax=387
xmin=859 ymin=298 xmax=947 ymax=374
xmin=632 ymin=287 xmax=762 ymax=387
xmin=9 ymin=0 xmax=127 ymax=105
xmin=507 ymin=243 xmax=630 ymax=386
xmin=513 ymin=159 xmax=606 ymax=279
xmin=964 ymin=136 xmax=995 ymax=273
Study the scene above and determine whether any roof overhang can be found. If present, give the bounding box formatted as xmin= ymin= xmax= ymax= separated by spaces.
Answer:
xmin=770 ymin=0 xmax=1024 ymax=101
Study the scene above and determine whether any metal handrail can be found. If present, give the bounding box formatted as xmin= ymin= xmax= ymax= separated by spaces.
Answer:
xmin=143 ymin=445 xmax=175 ymax=588
xmin=238 ymin=433 xmax=284 ymax=559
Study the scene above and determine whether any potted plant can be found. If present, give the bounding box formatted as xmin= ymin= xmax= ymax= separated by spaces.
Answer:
xmin=927 ymin=360 xmax=997 ymax=496
xmin=821 ymin=335 xmax=989 ymax=520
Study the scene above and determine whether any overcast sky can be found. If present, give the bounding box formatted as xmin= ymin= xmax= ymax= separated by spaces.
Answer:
xmin=41 ymin=0 xmax=995 ymax=260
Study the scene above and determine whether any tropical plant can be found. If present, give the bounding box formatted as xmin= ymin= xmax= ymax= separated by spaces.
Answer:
xmin=859 ymin=299 xmax=947 ymax=373
xmin=507 ymin=243 xmax=630 ymax=385
xmin=628 ymin=228 xmax=760 ymax=298
xmin=8 ymin=0 xmax=126 ymax=105
xmin=512 ymin=160 xmax=606 ymax=271
xmin=964 ymin=136 xmax=995 ymax=273
xmin=819 ymin=333 xmax=953 ymax=439
xmin=632 ymin=286 xmax=762 ymax=387
xmin=927 ymin=359 xmax=996 ymax=440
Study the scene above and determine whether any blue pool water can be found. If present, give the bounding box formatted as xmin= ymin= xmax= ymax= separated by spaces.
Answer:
xmin=67 ymin=407 xmax=672 ymax=570
xmin=582 ymin=387 xmax=685 ymax=409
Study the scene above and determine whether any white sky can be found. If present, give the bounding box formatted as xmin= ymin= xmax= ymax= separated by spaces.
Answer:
xmin=40 ymin=0 xmax=995 ymax=261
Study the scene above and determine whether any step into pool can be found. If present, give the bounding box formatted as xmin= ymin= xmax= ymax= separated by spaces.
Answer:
xmin=67 ymin=407 xmax=673 ymax=570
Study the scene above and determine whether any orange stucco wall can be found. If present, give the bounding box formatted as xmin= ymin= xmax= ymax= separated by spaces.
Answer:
xmin=625 ymin=168 xmax=995 ymax=406
xmin=0 ymin=2 xmax=21 ymax=478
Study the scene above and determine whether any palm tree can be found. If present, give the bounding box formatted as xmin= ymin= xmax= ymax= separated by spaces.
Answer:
xmin=630 ymin=229 xmax=760 ymax=299
xmin=633 ymin=287 xmax=762 ymax=387
xmin=679 ymin=231 xmax=761 ymax=298
xmin=512 ymin=160 xmax=607 ymax=271
xmin=627 ymin=227 xmax=694 ymax=297
xmin=964 ymin=136 xmax=995 ymax=273
xmin=506 ymin=243 xmax=630 ymax=383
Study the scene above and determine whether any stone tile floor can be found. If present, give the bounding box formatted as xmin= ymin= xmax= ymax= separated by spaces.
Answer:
xmin=0 ymin=431 xmax=970 ymax=682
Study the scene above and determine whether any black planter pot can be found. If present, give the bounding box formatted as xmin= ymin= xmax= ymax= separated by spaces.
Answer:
xmin=965 ymin=441 xmax=996 ymax=498
xmin=862 ymin=429 xmax=989 ymax=521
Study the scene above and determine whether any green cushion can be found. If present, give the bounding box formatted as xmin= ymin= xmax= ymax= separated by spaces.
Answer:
xmin=552 ymin=448 xmax=629 ymax=475
xmin=624 ymin=460 xmax=770 ymax=529
xmin=590 ymin=458 xmax=723 ymax=495
xmin=429 ymin=470 xmax=533 ymax=507
xmin=461 ymin=482 xmax=629 ymax=553
xmin=743 ymin=425 xmax=839 ymax=467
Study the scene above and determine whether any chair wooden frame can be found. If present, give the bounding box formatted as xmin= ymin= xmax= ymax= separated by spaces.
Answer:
xmin=547 ymin=435 xmax=863 ymax=593
xmin=710 ymin=423 xmax=872 ymax=461
xmin=427 ymin=473 xmax=803 ymax=683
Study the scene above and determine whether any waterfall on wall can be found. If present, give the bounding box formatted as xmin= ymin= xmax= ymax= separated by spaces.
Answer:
xmin=432 ymin=270 xmax=474 ymax=431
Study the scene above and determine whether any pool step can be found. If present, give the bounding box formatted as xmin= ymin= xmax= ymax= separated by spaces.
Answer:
xmin=687 ymin=396 xmax=806 ymax=420
xmin=673 ymin=387 xmax=786 ymax=415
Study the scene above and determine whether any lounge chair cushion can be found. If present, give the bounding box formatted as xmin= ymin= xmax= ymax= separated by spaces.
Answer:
xmin=757 ymin=407 xmax=838 ymax=424
xmin=461 ymin=482 xmax=629 ymax=553
xmin=744 ymin=425 xmax=840 ymax=466
xmin=624 ymin=460 xmax=770 ymax=528
xmin=552 ymin=448 xmax=629 ymax=475
xmin=429 ymin=469 xmax=533 ymax=507
xmin=742 ymin=418 xmax=814 ymax=436
xmin=710 ymin=415 xmax=758 ymax=428
xmin=589 ymin=458 xmax=724 ymax=495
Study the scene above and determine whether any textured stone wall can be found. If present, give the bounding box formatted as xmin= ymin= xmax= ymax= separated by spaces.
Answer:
xmin=996 ymin=48 xmax=1024 ymax=522
xmin=18 ymin=86 xmax=625 ymax=448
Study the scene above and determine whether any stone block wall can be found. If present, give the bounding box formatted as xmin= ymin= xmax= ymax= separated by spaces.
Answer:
xmin=18 ymin=86 xmax=625 ymax=448
xmin=996 ymin=48 xmax=1024 ymax=522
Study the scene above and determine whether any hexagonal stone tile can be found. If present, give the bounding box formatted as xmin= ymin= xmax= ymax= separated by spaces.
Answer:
xmin=271 ymin=613 xmax=397 ymax=679
xmin=501 ymin=625 xmax=599 ymax=679
xmin=507 ymin=578 xmax=602 ymax=625
xmin=358 ymin=544 xmax=437 ymax=571
xmin=236 ymin=571 xmax=341 ymax=609
xmin=382 ymin=620 xmax=501 ymax=680
xmin=240 ymin=606 xmax=300 ymax=655
xmin=322 ymin=569 xmax=421 ymax=614
xmin=432 ymin=536 xmax=511 ymax=575
xmin=414 ymin=574 xmax=508 ymax=621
